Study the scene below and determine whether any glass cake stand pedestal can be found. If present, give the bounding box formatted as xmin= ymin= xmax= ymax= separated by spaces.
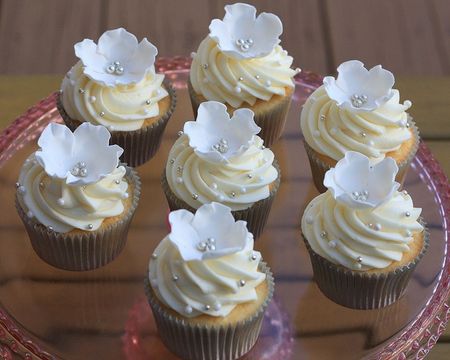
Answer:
xmin=0 ymin=58 xmax=448 ymax=360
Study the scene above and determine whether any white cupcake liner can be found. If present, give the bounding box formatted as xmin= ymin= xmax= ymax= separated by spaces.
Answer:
xmin=161 ymin=161 xmax=281 ymax=239
xmin=57 ymin=82 xmax=176 ymax=167
xmin=304 ymin=119 xmax=420 ymax=193
xmin=16 ymin=167 xmax=141 ymax=271
xmin=144 ymin=261 xmax=274 ymax=360
xmin=302 ymin=220 xmax=429 ymax=309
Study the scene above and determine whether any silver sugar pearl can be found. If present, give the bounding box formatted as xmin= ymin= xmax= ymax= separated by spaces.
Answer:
xmin=230 ymin=191 xmax=236 ymax=198
xmin=238 ymin=76 xmax=244 ymax=81
xmin=192 ymin=193 xmax=199 ymax=200
xmin=151 ymin=253 xmax=158 ymax=259
xmin=356 ymin=256 xmax=363 ymax=263
xmin=328 ymin=240 xmax=337 ymax=248
xmin=78 ymin=88 xmax=85 ymax=94
xmin=374 ymin=223 xmax=382 ymax=231
xmin=239 ymin=279 xmax=246 ymax=287
xmin=185 ymin=305 xmax=193 ymax=314
xmin=405 ymin=211 xmax=411 ymax=217
xmin=145 ymin=99 xmax=151 ymax=105
xmin=251 ymin=253 xmax=257 ymax=261
xmin=114 ymin=179 xmax=120 ymax=185
xmin=99 ymin=111 xmax=105 ymax=117
xmin=202 ymin=63 xmax=209 ymax=70
xmin=172 ymin=274 xmax=179 ymax=281
xmin=87 ymin=224 xmax=94 ymax=230
xmin=405 ymin=230 xmax=412 ymax=237
xmin=247 ymin=174 xmax=253 ymax=179
xmin=320 ymin=231 xmax=327 ymax=238
xmin=177 ymin=130 xmax=184 ymax=137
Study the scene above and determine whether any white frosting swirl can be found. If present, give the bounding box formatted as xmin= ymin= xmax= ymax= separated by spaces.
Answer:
xmin=18 ymin=155 xmax=129 ymax=233
xmin=190 ymin=37 xmax=296 ymax=108
xmin=148 ymin=234 xmax=265 ymax=317
xmin=301 ymin=191 xmax=423 ymax=271
xmin=166 ymin=135 xmax=278 ymax=211
xmin=300 ymin=86 xmax=412 ymax=161
xmin=61 ymin=61 xmax=169 ymax=131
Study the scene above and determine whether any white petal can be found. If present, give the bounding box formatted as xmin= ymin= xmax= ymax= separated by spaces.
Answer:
xmin=74 ymin=39 xmax=107 ymax=74
xmin=35 ymin=123 xmax=75 ymax=179
xmin=127 ymin=38 xmax=158 ymax=75
xmin=71 ymin=123 xmax=122 ymax=184
xmin=97 ymin=28 xmax=138 ymax=63
xmin=168 ymin=210 xmax=203 ymax=261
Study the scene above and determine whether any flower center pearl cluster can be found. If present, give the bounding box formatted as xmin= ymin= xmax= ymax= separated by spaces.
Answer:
xmin=106 ymin=61 xmax=124 ymax=75
xmin=197 ymin=237 xmax=216 ymax=252
xmin=212 ymin=138 xmax=229 ymax=154
xmin=352 ymin=190 xmax=369 ymax=201
xmin=70 ymin=161 xmax=88 ymax=177
xmin=235 ymin=38 xmax=254 ymax=52
xmin=351 ymin=94 xmax=368 ymax=108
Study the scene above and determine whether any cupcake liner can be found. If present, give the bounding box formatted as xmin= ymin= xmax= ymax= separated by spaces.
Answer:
xmin=57 ymin=82 xmax=177 ymax=167
xmin=303 ymin=119 xmax=420 ymax=193
xmin=188 ymin=78 xmax=292 ymax=147
xmin=16 ymin=167 xmax=141 ymax=271
xmin=302 ymin=220 xmax=429 ymax=309
xmin=144 ymin=261 xmax=274 ymax=360
xmin=161 ymin=160 xmax=281 ymax=239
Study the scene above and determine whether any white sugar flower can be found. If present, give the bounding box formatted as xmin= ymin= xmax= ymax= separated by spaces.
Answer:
xmin=36 ymin=122 xmax=123 ymax=185
xmin=209 ymin=3 xmax=282 ymax=60
xmin=323 ymin=60 xmax=395 ymax=112
xmin=168 ymin=202 xmax=249 ymax=261
xmin=74 ymin=28 xmax=158 ymax=87
xmin=184 ymin=101 xmax=261 ymax=163
xmin=324 ymin=151 xmax=400 ymax=209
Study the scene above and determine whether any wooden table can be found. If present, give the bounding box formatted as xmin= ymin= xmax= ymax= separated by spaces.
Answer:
xmin=0 ymin=76 xmax=448 ymax=359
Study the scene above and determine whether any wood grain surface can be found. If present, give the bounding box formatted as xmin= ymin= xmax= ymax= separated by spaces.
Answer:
xmin=0 ymin=0 xmax=449 ymax=76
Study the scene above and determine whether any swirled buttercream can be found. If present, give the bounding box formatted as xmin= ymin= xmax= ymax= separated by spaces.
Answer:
xmin=148 ymin=233 xmax=265 ymax=318
xmin=301 ymin=191 xmax=423 ymax=271
xmin=190 ymin=37 xmax=296 ymax=108
xmin=300 ymin=86 xmax=412 ymax=161
xmin=165 ymin=134 xmax=278 ymax=211
xmin=61 ymin=61 xmax=168 ymax=131
xmin=18 ymin=155 xmax=129 ymax=233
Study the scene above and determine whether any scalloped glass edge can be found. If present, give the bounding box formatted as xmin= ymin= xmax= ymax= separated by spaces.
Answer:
xmin=0 ymin=57 xmax=447 ymax=360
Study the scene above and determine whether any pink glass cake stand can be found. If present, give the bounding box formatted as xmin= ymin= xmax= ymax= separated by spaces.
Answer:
xmin=0 ymin=58 xmax=448 ymax=360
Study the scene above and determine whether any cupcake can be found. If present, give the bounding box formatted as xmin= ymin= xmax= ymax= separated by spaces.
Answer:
xmin=189 ymin=3 xmax=299 ymax=146
xmin=58 ymin=28 xmax=176 ymax=167
xmin=162 ymin=101 xmax=280 ymax=239
xmin=301 ymin=151 xmax=428 ymax=309
xmin=145 ymin=202 xmax=274 ymax=360
xmin=300 ymin=60 xmax=419 ymax=192
xmin=15 ymin=122 xmax=141 ymax=271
